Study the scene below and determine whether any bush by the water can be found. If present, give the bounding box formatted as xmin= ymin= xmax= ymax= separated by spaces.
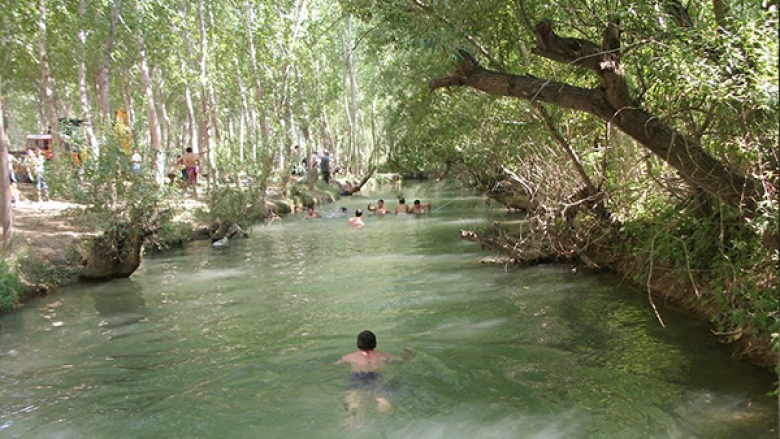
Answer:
xmin=0 ymin=261 xmax=22 ymax=313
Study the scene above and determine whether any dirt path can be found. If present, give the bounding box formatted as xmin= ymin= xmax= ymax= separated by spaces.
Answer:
xmin=8 ymin=198 xmax=94 ymax=267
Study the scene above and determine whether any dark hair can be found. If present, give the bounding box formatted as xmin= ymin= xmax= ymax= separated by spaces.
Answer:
xmin=355 ymin=209 xmax=363 ymax=217
xmin=399 ymin=198 xmax=405 ymax=204
xmin=378 ymin=199 xmax=384 ymax=204
xmin=357 ymin=330 xmax=377 ymax=350
xmin=340 ymin=207 xmax=347 ymax=213
xmin=414 ymin=200 xmax=421 ymax=205
xmin=186 ymin=147 xmax=193 ymax=153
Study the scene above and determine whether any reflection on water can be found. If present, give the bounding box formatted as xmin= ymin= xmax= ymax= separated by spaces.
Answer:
xmin=0 ymin=187 xmax=776 ymax=439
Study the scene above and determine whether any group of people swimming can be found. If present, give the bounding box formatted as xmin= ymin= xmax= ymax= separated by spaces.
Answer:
xmin=367 ymin=198 xmax=431 ymax=215
xmin=303 ymin=198 xmax=433 ymax=228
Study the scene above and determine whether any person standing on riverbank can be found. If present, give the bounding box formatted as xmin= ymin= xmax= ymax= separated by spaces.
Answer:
xmin=176 ymin=147 xmax=200 ymax=196
xmin=320 ymin=150 xmax=331 ymax=184
xmin=27 ymin=149 xmax=48 ymax=202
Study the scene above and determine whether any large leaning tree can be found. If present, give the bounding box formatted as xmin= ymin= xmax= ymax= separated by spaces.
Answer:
xmin=428 ymin=19 xmax=762 ymax=219
xmin=337 ymin=0 xmax=776 ymax=234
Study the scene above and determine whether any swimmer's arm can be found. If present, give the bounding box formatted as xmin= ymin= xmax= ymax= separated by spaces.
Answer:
xmin=333 ymin=352 xmax=356 ymax=366
xmin=387 ymin=348 xmax=414 ymax=362
xmin=367 ymin=203 xmax=375 ymax=212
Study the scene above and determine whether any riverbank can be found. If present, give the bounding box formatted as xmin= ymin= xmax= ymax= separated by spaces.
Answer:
xmin=0 ymin=177 xmax=347 ymax=310
xmin=0 ymin=197 xmax=203 ymax=301
xmin=461 ymin=218 xmax=778 ymax=373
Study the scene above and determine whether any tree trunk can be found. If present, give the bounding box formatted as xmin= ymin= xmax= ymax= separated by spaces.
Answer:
xmin=100 ymin=0 xmax=120 ymax=123
xmin=197 ymin=0 xmax=211 ymax=190
xmin=78 ymin=0 xmax=99 ymax=158
xmin=156 ymin=78 xmax=171 ymax=155
xmin=0 ymin=86 xmax=12 ymax=250
xmin=429 ymin=23 xmax=760 ymax=218
xmin=124 ymin=84 xmax=135 ymax=127
xmin=244 ymin=0 xmax=269 ymax=145
xmin=178 ymin=2 xmax=198 ymax=155
xmin=235 ymin=62 xmax=250 ymax=162
xmin=179 ymin=57 xmax=197 ymax=155
xmin=38 ymin=0 xmax=60 ymax=161
xmin=345 ymin=15 xmax=358 ymax=175
xmin=712 ymin=0 xmax=733 ymax=32
xmin=295 ymin=67 xmax=315 ymax=190
xmin=35 ymin=85 xmax=46 ymax=132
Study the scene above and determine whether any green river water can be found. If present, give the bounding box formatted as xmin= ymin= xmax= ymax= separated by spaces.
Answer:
xmin=0 ymin=185 xmax=776 ymax=439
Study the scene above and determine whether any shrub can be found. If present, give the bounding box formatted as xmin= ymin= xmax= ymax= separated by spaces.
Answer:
xmin=0 ymin=261 xmax=21 ymax=313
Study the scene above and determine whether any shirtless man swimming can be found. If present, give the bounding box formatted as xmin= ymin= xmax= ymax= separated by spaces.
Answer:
xmin=395 ymin=198 xmax=410 ymax=214
xmin=336 ymin=330 xmax=413 ymax=417
xmin=348 ymin=209 xmax=364 ymax=228
xmin=411 ymin=199 xmax=432 ymax=213
xmin=304 ymin=206 xmax=322 ymax=219
xmin=367 ymin=199 xmax=390 ymax=215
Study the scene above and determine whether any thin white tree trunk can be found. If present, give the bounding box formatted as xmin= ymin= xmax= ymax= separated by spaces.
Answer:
xmin=370 ymin=97 xmax=379 ymax=169
xmin=100 ymin=0 xmax=120 ymax=123
xmin=0 ymin=86 xmax=12 ymax=250
xmin=60 ymin=86 xmax=71 ymax=120
xmin=235 ymin=62 xmax=249 ymax=162
xmin=178 ymin=3 xmax=198 ymax=154
xmin=345 ymin=15 xmax=358 ymax=174
xmin=123 ymin=84 xmax=134 ymax=127
xmin=156 ymin=76 xmax=171 ymax=154
xmin=38 ymin=0 xmax=60 ymax=161
xmin=35 ymin=85 xmax=46 ymax=132
xmin=135 ymin=34 xmax=163 ymax=182
xmin=295 ymin=67 xmax=315 ymax=189
xmin=78 ymin=0 xmax=99 ymax=158
xmin=244 ymin=0 xmax=269 ymax=145
xmin=197 ymin=0 xmax=212 ymax=189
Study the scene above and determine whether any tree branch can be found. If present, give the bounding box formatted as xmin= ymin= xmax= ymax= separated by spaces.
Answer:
xmin=429 ymin=45 xmax=760 ymax=217
xmin=429 ymin=50 xmax=614 ymax=119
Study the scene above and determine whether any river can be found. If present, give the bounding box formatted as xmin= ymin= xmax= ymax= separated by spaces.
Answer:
xmin=0 ymin=184 xmax=776 ymax=439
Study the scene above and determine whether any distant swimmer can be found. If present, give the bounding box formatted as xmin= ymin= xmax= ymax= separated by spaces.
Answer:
xmin=411 ymin=199 xmax=432 ymax=214
xmin=395 ymin=198 xmax=410 ymax=214
xmin=348 ymin=209 xmax=364 ymax=228
xmin=367 ymin=199 xmax=390 ymax=215
xmin=304 ymin=206 xmax=322 ymax=219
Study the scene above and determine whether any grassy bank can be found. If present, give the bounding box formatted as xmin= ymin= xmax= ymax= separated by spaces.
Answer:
xmin=462 ymin=206 xmax=778 ymax=373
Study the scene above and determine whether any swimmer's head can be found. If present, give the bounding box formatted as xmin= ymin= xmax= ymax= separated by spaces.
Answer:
xmin=340 ymin=207 xmax=347 ymax=213
xmin=414 ymin=200 xmax=421 ymax=205
xmin=357 ymin=330 xmax=377 ymax=351
xmin=399 ymin=198 xmax=405 ymax=204
xmin=355 ymin=209 xmax=363 ymax=217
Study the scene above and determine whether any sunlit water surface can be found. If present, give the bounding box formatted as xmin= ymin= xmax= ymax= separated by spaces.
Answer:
xmin=0 ymin=185 xmax=776 ymax=439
